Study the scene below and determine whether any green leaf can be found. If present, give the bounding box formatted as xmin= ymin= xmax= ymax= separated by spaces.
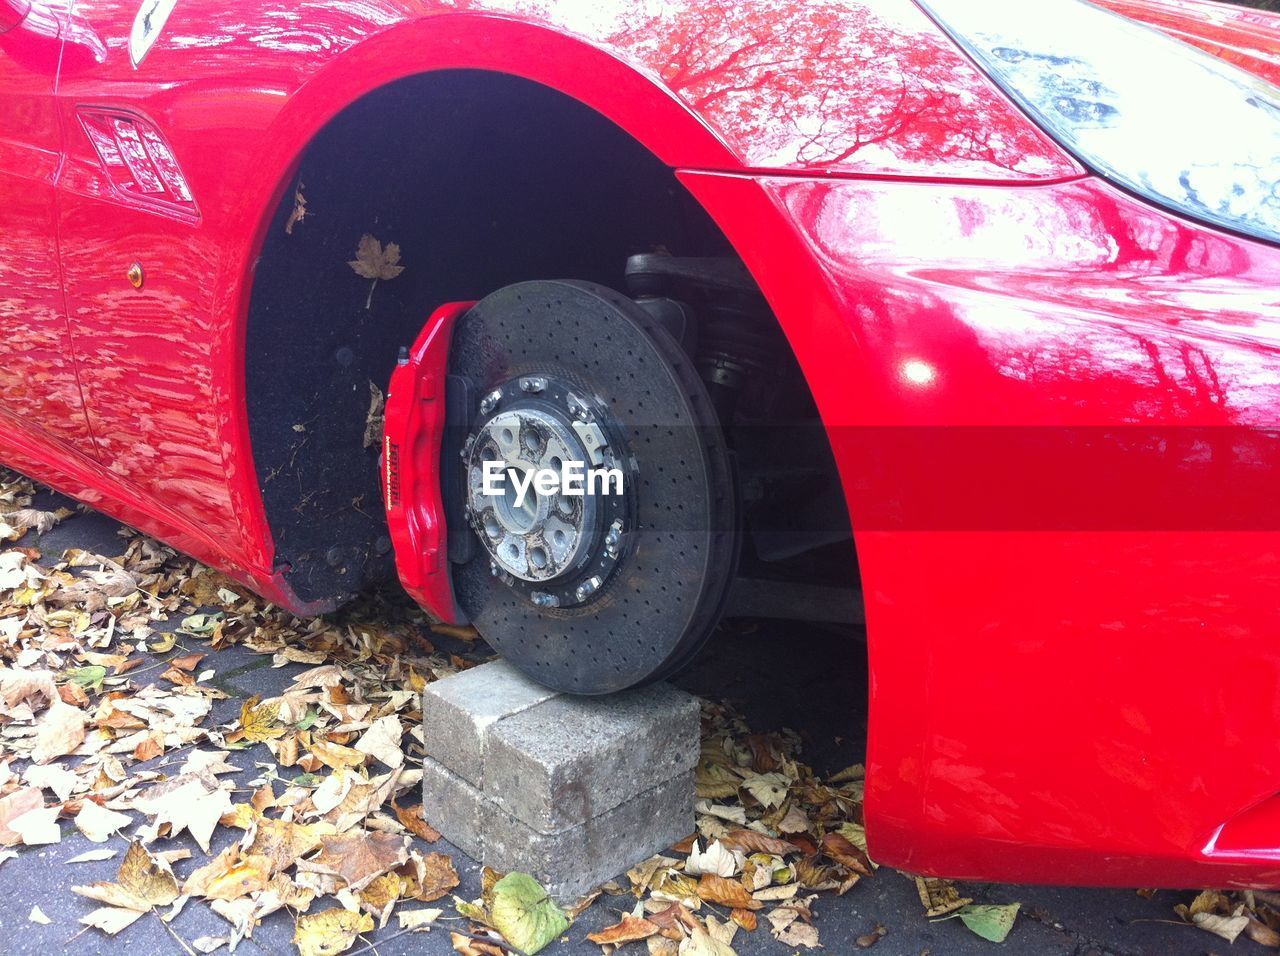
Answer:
xmin=488 ymin=873 xmax=569 ymax=955
xmin=295 ymin=707 xmax=320 ymax=731
xmin=948 ymin=903 xmax=1020 ymax=943
xmin=68 ymin=665 xmax=106 ymax=692
xmin=178 ymin=612 xmax=222 ymax=635
xmin=291 ymin=773 xmax=321 ymax=788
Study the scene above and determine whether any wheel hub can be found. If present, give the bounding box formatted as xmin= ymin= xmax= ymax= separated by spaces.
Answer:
xmin=462 ymin=375 xmax=631 ymax=608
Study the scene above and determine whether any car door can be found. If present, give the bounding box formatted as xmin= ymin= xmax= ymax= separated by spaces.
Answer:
xmin=0 ymin=2 xmax=97 ymax=452
xmin=53 ymin=0 xmax=250 ymax=543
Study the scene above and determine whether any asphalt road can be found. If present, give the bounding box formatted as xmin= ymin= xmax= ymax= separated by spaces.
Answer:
xmin=0 ymin=496 xmax=1258 ymax=956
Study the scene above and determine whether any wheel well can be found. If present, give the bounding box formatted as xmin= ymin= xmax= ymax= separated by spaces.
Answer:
xmin=245 ymin=69 xmax=854 ymax=607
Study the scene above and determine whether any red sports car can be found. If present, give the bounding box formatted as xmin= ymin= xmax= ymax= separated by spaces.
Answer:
xmin=2 ymin=0 xmax=1279 ymax=889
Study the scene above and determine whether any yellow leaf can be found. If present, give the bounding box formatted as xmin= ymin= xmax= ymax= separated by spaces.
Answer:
xmin=149 ymin=631 xmax=176 ymax=653
xmin=74 ymin=841 xmax=179 ymax=911
xmin=238 ymin=696 xmax=285 ymax=743
xmin=294 ymin=907 xmax=375 ymax=956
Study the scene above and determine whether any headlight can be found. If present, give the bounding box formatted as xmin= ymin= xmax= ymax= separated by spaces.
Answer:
xmin=921 ymin=0 xmax=1280 ymax=246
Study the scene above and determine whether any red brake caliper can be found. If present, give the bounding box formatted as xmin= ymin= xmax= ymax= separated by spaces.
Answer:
xmin=382 ymin=301 xmax=475 ymax=624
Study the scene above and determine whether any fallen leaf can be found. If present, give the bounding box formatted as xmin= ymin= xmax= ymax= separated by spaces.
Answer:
xmin=409 ymin=850 xmax=460 ymax=902
xmin=773 ymin=921 xmax=820 ymax=949
xmin=80 ymin=905 xmax=145 ymax=935
xmin=0 ymin=787 xmax=44 ymax=846
xmin=311 ymin=740 xmax=367 ymax=771
xmin=720 ymin=829 xmax=800 ymax=857
xmin=857 ymin=922 xmax=887 ymax=947
xmin=74 ymin=841 xmax=179 ymax=912
xmin=66 ymin=848 xmax=118 ymax=864
xmin=32 ymin=700 xmax=87 ymax=763
xmin=398 ymin=906 xmax=443 ymax=930
xmin=11 ymin=806 xmax=61 ymax=845
xmin=75 ymin=801 xmax=133 ymax=843
xmin=1192 ymin=911 xmax=1251 ymax=944
xmin=696 ymin=874 xmax=759 ymax=910
xmin=304 ymin=831 xmax=409 ymax=893
xmin=131 ymin=773 xmax=232 ymax=853
xmin=394 ymin=802 xmax=441 ymax=843
xmin=588 ymin=913 xmax=660 ymax=945
xmin=685 ymin=840 xmax=744 ymax=878
xmin=489 ymin=872 xmax=570 ymax=955
xmin=936 ymin=903 xmax=1020 ymax=944
xmin=29 ymin=904 xmax=51 ymax=924
xmin=354 ymin=714 xmax=403 ymax=768
xmin=451 ymin=931 xmax=505 ymax=955
xmin=914 ymin=876 xmax=973 ymax=917
xmin=247 ymin=815 xmax=334 ymax=874
xmin=237 ymin=696 xmax=285 ymax=743
xmin=679 ymin=925 xmax=737 ymax=955
xmin=294 ymin=907 xmax=375 ymax=956
xmin=740 ymin=773 xmax=790 ymax=809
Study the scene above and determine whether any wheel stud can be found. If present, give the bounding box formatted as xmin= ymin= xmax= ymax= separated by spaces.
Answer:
xmin=530 ymin=591 xmax=559 ymax=608
xmin=575 ymin=575 xmax=602 ymax=602
xmin=479 ymin=389 xmax=502 ymax=416
xmin=519 ymin=376 xmax=547 ymax=394
xmin=604 ymin=520 xmax=623 ymax=558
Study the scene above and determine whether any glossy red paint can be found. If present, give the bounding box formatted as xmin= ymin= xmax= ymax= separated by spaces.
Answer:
xmin=0 ymin=0 xmax=1277 ymax=889
xmin=383 ymin=301 xmax=473 ymax=626
xmin=681 ymin=169 xmax=1280 ymax=887
xmin=1099 ymin=0 xmax=1280 ymax=85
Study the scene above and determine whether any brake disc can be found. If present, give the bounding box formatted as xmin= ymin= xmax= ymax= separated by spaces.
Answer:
xmin=446 ymin=280 xmax=737 ymax=694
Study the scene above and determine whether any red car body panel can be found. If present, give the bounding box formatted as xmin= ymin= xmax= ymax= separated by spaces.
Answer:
xmin=2 ymin=0 xmax=1279 ymax=887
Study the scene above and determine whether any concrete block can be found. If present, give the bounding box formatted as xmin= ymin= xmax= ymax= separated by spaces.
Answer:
xmin=485 ymin=771 xmax=695 ymax=902
xmin=485 ymin=684 xmax=700 ymax=831
xmin=419 ymin=755 xmax=486 ymax=862
xmin=421 ymin=659 xmax=559 ymax=786
xmin=420 ymin=661 xmax=699 ymax=901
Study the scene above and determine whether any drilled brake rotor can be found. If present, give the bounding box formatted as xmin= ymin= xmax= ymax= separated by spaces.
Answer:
xmin=447 ymin=280 xmax=738 ymax=694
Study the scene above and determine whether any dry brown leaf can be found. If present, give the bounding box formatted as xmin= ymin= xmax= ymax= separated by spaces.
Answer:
xmin=856 ymin=922 xmax=887 ymax=947
xmin=820 ymin=831 xmax=871 ymax=875
xmin=247 ymin=815 xmax=335 ymax=874
xmin=407 ymin=850 xmax=459 ymax=902
xmin=914 ymin=875 xmax=973 ymax=917
xmin=588 ymin=913 xmax=660 ymax=945
xmin=721 ymin=828 xmax=800 ymax=857
xmin=730 ymin=908 xmax=757 ymax=932
xmin=310 ymin=740 xmax=367 ymax=771
xmin=451 ymin=932 xmax=506 ymax=955
xmin=304 ymin=831 xmax=410 ymax=894
xmin=696 ymin=873 xmax=760 ymax=910
xmin=348 ymin=235 xmax=405 ymax=309
xmin=394 ymin=802 xmax=441 ymax=843
xmin=285 ymin=183 xmax=307 ymax=235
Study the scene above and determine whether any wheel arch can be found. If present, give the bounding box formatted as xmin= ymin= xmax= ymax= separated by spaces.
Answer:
xmin=231 ymin=14 xmax=875 ymax=617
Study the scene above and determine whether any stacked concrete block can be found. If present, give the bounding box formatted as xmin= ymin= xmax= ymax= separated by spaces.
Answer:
xmin=421 ymin=660 xmax=699 ymax=900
